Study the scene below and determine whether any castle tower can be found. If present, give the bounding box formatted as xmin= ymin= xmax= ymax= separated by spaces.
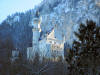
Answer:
xmin=32 ymin=11 xmax=42 ymax=56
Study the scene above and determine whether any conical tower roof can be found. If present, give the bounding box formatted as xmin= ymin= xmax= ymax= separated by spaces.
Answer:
xmin=47 ymin=29 xmax=55 ymax=40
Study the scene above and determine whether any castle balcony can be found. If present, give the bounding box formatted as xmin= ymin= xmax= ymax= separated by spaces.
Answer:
xmin=33 ymin=17 xmax=41 ymax=24
xmin=32 ymin=28 xmax=39 ymax=31
xmin=33 ymin=17 xmax=39 ymax=22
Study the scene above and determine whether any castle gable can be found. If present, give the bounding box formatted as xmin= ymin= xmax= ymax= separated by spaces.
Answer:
xmin=47 ymin=29 xmax=55 ymax=40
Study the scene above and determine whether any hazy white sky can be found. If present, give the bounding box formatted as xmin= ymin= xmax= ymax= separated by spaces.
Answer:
xmin=0 ymin=0 xmax=42 ymax=23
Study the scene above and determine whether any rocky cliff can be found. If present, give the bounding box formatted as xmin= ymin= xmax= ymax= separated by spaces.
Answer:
xmin=35 ymin=0 xmax=100 ymax=45
xmin=0 ymin=0 xmax=100 ymax=49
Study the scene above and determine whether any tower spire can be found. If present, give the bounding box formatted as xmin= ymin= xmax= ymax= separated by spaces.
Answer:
xmin=31 ymin=10 xmax=42 ymax=59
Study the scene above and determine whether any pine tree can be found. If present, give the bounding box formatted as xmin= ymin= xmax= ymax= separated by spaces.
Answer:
xmin=66 ymin=20 xmax=100 ymax=75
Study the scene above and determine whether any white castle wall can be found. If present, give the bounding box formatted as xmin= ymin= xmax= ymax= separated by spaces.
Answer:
xmin=27 ymin=12 xmax=65 ymax=61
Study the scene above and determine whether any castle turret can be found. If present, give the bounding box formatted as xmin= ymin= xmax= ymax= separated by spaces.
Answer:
xmin=32 ymin=11 xmax=42 ymax=57
xmin=27 ymin=11 xmax=42 ymax=61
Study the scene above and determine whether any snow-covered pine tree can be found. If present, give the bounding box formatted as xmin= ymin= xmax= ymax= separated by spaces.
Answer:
xmin=66 ymin=20 xmax=100 ymax=75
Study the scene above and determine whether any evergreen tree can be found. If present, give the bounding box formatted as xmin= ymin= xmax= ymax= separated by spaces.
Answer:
xmin=66 ymin=20 xmax=100 ymax=75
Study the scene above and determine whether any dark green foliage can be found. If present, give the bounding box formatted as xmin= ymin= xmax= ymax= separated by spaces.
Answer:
xmin=66 ymin=20 xmax=100 ymax=75
xmin=0 ymin=21 xmax=14 ymax=49
xmin=0 ymin=10 xmax=33 ymax=50
xmin=32 ymin=52 xmax=40 ymax=72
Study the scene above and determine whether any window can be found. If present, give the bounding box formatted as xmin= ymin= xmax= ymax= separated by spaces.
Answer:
xmin=54 ymin=42 xmax=56 ymax=44
xmin=50 ymin=41 xmax=52 ymax=43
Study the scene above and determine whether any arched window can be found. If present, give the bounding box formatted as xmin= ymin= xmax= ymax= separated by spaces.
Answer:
xmin=50 ymin=41 xmax=52 ymax=43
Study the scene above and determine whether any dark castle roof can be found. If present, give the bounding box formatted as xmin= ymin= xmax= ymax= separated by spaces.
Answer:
xmin=34 ymin=11 xmax=40 ymax=18
xmin=39 ymin=27 xmax=54 ymax=41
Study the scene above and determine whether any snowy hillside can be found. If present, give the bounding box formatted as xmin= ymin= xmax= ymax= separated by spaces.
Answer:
xmin=35 ymin=0 xmax=100 ymax=45
xmin=0 ymin=0 xmax=100 ymax=49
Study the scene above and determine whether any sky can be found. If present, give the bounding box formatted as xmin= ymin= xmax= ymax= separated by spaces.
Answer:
xmin=0 ymin=0 xmax=42 ymax=23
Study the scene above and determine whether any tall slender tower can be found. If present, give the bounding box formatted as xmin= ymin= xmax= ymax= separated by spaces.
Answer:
xmin=32 ymin=11 xmax=41 ymax=57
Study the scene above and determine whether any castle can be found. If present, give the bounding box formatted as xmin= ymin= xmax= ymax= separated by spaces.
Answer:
xmin=27 ymin=11 xmax=65 ymax=61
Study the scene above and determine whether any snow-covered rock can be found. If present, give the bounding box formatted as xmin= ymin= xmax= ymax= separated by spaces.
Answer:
xmin=13 ymin=16 xmax=20 ymax=22
xmin=35 ymin=0 xmax=100 ymax=45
